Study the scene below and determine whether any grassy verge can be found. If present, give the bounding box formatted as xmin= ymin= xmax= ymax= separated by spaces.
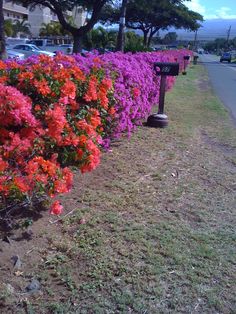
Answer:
xmin=1 ymin=64 xmax=236 ymax=314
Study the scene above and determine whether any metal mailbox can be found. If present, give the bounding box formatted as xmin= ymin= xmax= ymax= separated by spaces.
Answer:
xmin=184 ymin=55 xmax=191 ymax=60
xmin=146 ymin=62 xmax=180 ymax=128
xmin=154 ymin=62 xmax=179 ymax=76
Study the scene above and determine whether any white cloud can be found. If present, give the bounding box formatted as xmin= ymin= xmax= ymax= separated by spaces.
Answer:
xmin=214 ymin=7 xmax=236 ymax=19
xmin=184 ymin=0 xmax=206 ymax=16
xmin=184 ymin=1 xmax=236 ymax=19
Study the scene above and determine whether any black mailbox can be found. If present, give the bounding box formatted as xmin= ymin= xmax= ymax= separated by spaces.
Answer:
xmin=154 ymin=62 xmax=179 ymax=76
xmin=184 ymin=55 xmax=191 ymax=60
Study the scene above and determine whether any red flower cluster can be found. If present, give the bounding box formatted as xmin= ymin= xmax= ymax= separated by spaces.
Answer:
xmin=0 ymin=54 xmax=116 ymax=214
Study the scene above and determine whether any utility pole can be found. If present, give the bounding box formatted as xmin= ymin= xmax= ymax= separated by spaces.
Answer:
xmin=226 ymin=25 xmax=231 ymax=48
xmin=193 ymin=30 xmax=198 ymax=51
xmin=116 ymin=0 xmax=128 ymax=52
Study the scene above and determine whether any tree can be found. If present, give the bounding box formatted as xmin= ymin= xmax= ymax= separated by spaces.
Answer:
xmin=12 ymin=19 xmax=31 ymax=37
xmin=39 ymin=21 xmax=70 ymax=36
xmin=204 ymin=37 xmax=236 ymax=53
xmin=124 ymin=31 xmax=145 ymax=52
xmin=83 ymin=26 xmax=116 ymax=51
xmin=0 ymin=0 xmax=7 ymax=59
xmin=14 ymin=0 xmax=111 ymax=52
xmin=162 ymin=32 xmax=178 ymax=44
xmin=101 ymin=0 xmax=203 ymax=47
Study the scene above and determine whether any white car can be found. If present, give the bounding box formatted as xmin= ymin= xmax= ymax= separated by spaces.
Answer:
xmin=59 ymin=44 xmax=73 ymax=54
xmin=6 ymin=49 xmax=25 ymax=60
xmin=12 ymin=44 xmax=55 ymax=58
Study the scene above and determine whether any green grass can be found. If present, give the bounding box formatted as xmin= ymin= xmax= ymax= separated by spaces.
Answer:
xmin=1 ymin=64 xmax=236 ymax=314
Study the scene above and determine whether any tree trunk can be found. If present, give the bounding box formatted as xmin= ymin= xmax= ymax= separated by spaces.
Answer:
xmin=116 ymin=0 xmax=128 ymax=52
xmin=147 ymin=32 xmax=154 ymax=48
xmin=143 ymin=30 xmax=148 ymax=47
xmin=147 ymin=28 xmax=159 ymax=48
xmin=73 ymin=34 xmax=83 ymax=53
xmin=147 ymin=34 xmax=152 ymax=48
xmin=0 ymin=0 xmax=6 ymax=60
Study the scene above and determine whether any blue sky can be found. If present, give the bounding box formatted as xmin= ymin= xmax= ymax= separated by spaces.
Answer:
xmin=184 ymin=0 xmax=236 ymax=19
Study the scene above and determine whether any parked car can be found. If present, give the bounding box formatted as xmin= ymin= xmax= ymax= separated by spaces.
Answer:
xmin=6 ymin=49 xmax=25 ymax=60
xmin=59 ymin=44 xmax=73 ymax=54
xmin=11 ymin=44 xmax=55 ymax=58
xmin=27 ymin=39 xmax=73 ymax=54
xmin=220 ymin=52 xmax=231 ymax=63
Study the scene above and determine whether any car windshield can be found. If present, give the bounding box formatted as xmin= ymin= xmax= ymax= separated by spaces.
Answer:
xmin=30 ymin=45 xmax=41 ymax=51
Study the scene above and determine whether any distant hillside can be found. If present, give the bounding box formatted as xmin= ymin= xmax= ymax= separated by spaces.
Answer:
xmin=108 ymin=18 xmax=236 ymax=42
xmin=132 ymin=19 xmax=236 ymax=41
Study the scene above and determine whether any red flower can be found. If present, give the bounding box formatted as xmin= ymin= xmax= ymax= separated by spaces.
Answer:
xmin=84 ymin=76 xmax=98 ymax=102
xmin=14 ymin=177 xmax=30 ymax=193
xmin=33 ymin=78 xmax=51 ymax=96
xmin=101 ymin=78 xmax=112 ymax=90
xmin=133 ymin=87 xmax=141 ymax=98
xmin=0 ymin=60 xmax=7 ymax=70
xmin=50 ymin=200 xmax=63 ymax=215
xmin=61 ymin=80 xmax=76 ymax=99
xmin=108 ymin=107 xmax=116 ymax=116
xmin=0 ymin=157 xmax=8 ymax=172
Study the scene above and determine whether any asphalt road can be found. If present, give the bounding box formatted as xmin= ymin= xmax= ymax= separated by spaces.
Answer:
xmin=199 ymin=54 xmax=236 ymax=122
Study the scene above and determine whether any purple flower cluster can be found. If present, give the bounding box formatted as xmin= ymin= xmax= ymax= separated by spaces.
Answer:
xmin=74 ymin=49 xmax=192 ymax=137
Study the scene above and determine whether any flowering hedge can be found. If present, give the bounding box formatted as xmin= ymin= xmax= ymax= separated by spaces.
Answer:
xmin=0 ymin=50 xmax=192 ymax=214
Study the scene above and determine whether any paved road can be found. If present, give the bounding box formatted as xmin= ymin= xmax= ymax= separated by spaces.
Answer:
xmin=199 ymin=54 xmax=236 ymax=122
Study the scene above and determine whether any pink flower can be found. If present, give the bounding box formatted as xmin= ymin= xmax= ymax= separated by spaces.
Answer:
xmin=50 ymin=201 xmax=63 ymax=215
xmin=133 ymin=87 xmax=141 ymax=98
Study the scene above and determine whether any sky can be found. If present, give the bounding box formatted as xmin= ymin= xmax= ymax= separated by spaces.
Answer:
xmin=184 ymin=0 xmax=236 ymax=19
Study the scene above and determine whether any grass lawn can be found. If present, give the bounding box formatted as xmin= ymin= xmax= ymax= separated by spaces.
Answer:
xmin=0 ymin=64 xmax=236 ymax=314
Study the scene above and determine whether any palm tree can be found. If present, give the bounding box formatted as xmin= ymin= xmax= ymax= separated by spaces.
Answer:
xmin=12 ymin=19 xmax=31 ymax=37
xmin=39 ymin=21 xmax=71 ymax=37
xmin=84 ymin=27 xmax=117 ymax=51
xmin=4 ymin=19 xmax=13 ymax=37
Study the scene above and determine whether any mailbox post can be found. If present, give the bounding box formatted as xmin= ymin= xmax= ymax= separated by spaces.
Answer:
xmin=182 ymin=55 xmax=190 ymax=75
xmin=147 ymin=62 xmax=179 ymax=128
xmin=193 ymin=55 xmax=199 ymax=65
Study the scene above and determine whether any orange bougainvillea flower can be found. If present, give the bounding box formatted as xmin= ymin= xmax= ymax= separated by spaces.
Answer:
xmin=101 ymin=78 xmax=112 ymax=90
xmin=84 ymin=75 xmax=98 ymax=102
xmin=0 ymin=157 xmax=8 ymax=172
xmin=53 ymin=68 xmax=71 ymax=82
xmin=0 ymin=60 xmax=7 ymax=70
xmin=33 ymin=78 xmax=51 ymax=96
xmin=18 ymin=72 xmax=34 ymax=82
xmin=34 ymin=104 xmax=41 ymax=111
xmin=108 ymin=107 xmax=116 ymax=116
xmin=39 ymin=54 xmax=53 ymax=64
xmin=50 ymin=200 xmax=63 ymax=215
xmin=61 ymin=79 xmax=76 ymax=99
xmin=14 ymin=177 xmax=31 ymax=193
xmin=0 ymin=76 xmax=7 ymax=84
xmin=0 ymin=176 xmax=9 ymax=195
xmin=70 ymin=67 xmax=86 ymax=81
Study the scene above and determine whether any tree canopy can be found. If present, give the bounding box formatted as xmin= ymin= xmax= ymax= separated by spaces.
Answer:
xmin=101 ymin=0 xmax=203 ymax=47
xmin=12 ymin=0 xmax=112 ymax=52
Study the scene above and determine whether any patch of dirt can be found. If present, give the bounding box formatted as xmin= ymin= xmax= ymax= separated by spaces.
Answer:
xmin=201 ymin=130 xmax=236 ymax=155
xmin=196 ymin=78 xmax=210 ymax=92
